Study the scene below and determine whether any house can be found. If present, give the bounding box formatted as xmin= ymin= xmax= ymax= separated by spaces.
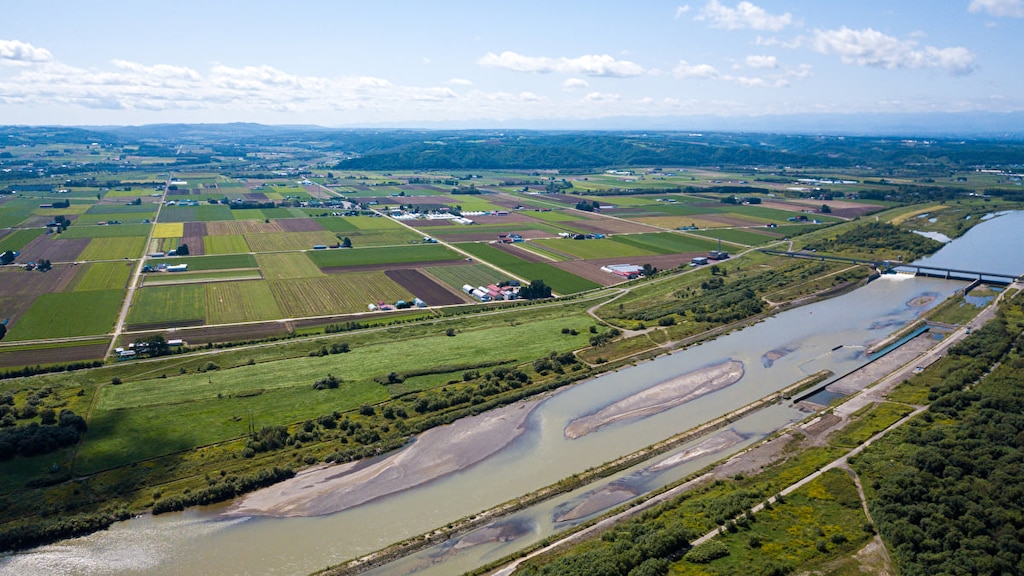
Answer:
xmin=691 ymin=256 xmax=709 ymax=266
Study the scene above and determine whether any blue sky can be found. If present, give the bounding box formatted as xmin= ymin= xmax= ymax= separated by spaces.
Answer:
xmin=1 ymin=0 xmax=1022 ymax=127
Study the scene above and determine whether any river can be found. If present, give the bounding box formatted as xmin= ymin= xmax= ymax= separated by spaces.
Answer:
xmin=2 ymin=212 xmax=1021 ymax=576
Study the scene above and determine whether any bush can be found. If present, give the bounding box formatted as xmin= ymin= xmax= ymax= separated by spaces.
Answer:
xmin=684 ymin=540 xmax=729 ymax=563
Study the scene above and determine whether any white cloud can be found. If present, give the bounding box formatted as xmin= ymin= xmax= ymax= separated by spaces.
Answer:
xmin=0 ymin=39 xmax=53 ymax=63
xmin=478 ymin=51 xmax=644 ymax=77
xmin=583 ymin=92 xmax=621 ymax=102
xmin=448 ymin=78 xmax=473 ymax=86
xmin=675 ymin=5 xmax=691 ymax=18
xmin=519 ymin=91 xmax=543 ymax=102
xmin=745 ymin=54 xmax=778 ymax=69
xmin=697 ymin=1 xmax=793 ymax=31
xmin=969 ymin=0 xmax=1024 ymax=17
xmin=734 ymin=76 xmax=788 ymax=88
xmin=563 ymin=78 xmax=589 ymax=89
xmin=673 ymin=60 xmax=720 ymax=79
xmin=811 ymin=27 xmax=976 ymax=75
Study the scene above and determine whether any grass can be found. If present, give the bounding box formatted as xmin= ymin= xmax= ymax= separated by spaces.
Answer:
xmin=6 ymin=290 xmax=123 ymax=340
xmin=256 ymin=252 xmax=324 ymax=279
xmin=524 ymin=210 xmax=586 ymax=222
xmin=600 ymin=232 xmax=721 ymax=255
xmin=204 ymin=234 xmax=250 ymax=254
xmin=58 ymin=224 xmax=151 ymax=239
xmin=147 ymin=254 xmax=257 ymax=271
xmin=243 ymin=231 xmax=339 ymax=252
xmin=423 ymin=264 xmax=510 ymax=290
xmin=126 ymin=284 xmax=206 ymax=326
xmin=458 ymin=243 xmax=600 ymax=293
xmin=691 ymin=228 xmax=778 ymax=246
xmin=0 ymin=229 xmax=45 ymax=252
xmin=314 ymin=217 xmax=360 ymax=233
xmin=268 ymin=273 xmax=412 ymax=317
xmin=307 ymin=244 xmax=460 ymax=268
xmin=70 ymin=262 xmax=133 ymax=291
xmin=205 ymin=280 xmax=282 ymax=323
xmin=79 ymin=236 xmax=148 ymax=260
xmin=533 ymin=237 xmax=657 ymax=259
xmin=144 ymin=270 xmax=263 ymax=285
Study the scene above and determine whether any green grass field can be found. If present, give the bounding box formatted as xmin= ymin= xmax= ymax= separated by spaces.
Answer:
xmin=457 ymin=243 xmax=600 ymax=293
xmin=126 ymin=284 xmax=206 ymax=326
xmin=0 ymin=229 xmax=45 ymax=252
xmin=7 ymin=290 xmax=123 ymax=340
xmin=315 ymin=217 xmax=360 ymax=233
xmin=692 ymin=227 xmax=779 ymax=246
xmin=79 ymin=236 xmax=148 ymax=260
xmin=0 ymin=199 xmax=39 ymax=228
xmin=307 ymin=244 xmax=460 ymax=268
xmin=203 ymin=234 xmax=250 ymax=254
xmin=423 ymin=264 xmax=509 ymax=291
xmin=268 ymin=273 xmax=411 ymax=317
xmin=611 ymin=232 xmax=721 ymax=254
xmin=59 ymin=224 xmax=151 ymax=239
xmin=76 ymin=314 xmax=594 ymax=471
xmin=523 ymin=210 xmax=587 ymax=222
xmin=256 ymin=252 xmax=324 ymax=279
xmin=143 ymin=270 xmax=263 ymax=285
xmin=243 ymin=231 xmax=339 ymax=252
xmin=148 ymin=254 xmax=257 ymax=271
xmin=70 ymin=262 xmax=133 ymax=291
xmin=205 ymin=281 xmax=282 ymax=323
xmin=533 ymin=237 xmax=656 ymax=259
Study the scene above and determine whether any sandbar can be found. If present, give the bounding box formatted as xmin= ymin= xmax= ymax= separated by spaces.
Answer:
xmin=224 ymin=400 xmax=538 ymax=518
xmin=563 ymin=360 xmax=744 ymax=439
xmin=647 ymin=430 xmax=746 ymax=472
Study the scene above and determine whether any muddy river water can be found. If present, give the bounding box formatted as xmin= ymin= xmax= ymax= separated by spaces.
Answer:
xmin=3 ymin=212 xmax=1023 ymax=576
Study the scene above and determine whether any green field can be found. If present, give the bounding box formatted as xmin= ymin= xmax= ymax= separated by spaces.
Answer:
xmin=148 ymin=254 xmax=257 ymax=271
xmin=205 ymin=280 xmax=282 ymax=323
xmin=243 ymin=231 xmax=339 ymax=252
xmin=144 ymin=270 xmax=263 ymax=285
xmin=71 ymin=262 xmax=133 ymax=291
xmin=314 ymin=217 xmax=360 ymax=233
xmin=126 ymin=284 xmax=206 ymax=326
xmin=612 ymin=232 xmax=721 ymax=254
xmin=692 ymin=227 xmax=779 ymax=246
xmin=256 ymin=252 xmax=324 ymax=279
xmin=59 ymin=224 xmax=151 ymax=239
xmin=424 ymin=264 xmax=508 ymax=291
xmin=0 ymin=199 xmax=39 ymax=228
xmin=77 ymin=314 xmax=594 ymax=471
xmin=521 ymin=210 xmax=586 ymax=222
xmin=85 ymin=203 xmax=157 ymax=215
xmin=533 ymin=237 xmax=656 ymax=259
xmin=7 ymin=290 xmax=123 ymax=340
xmin=203 ymin=235 xmax=249 ymax=254
xmin=268 ymin=273 xmax=411 ymax=317
xmin=79 ymin=236 xmax=148 ymax=260
xmin=0 ymin=229 xmax=45 ymax=252
xmin=307 ymin=244 xmax=460 ymax=268
xmin=458 ymin=243 xmax=600 ymax=293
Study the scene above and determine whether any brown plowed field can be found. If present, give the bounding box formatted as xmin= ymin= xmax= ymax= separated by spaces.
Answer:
xmin=492 ymin=243 xmax=550 ymax=263
xmin=571 ymin=219 xmax=660 ymax=234
xmin=147 ymin=322 xmax=290 ymax=345
xmin=551 ymin=261 xmax=625 ymax=286
xmin=385 ymin=269 xmax=466 ymax=305
xmin=183 ymin=222 xmax=206 ymax=236
xmin=167 ymin=189 xmax=191 ymax=196
xmin=321 ymin=259 xmax=465 ymax=274
xmin=244 ymin=192 xmax=268 ymax=200
xmin=278 ymin=218 xmax=324 ymax=233
xmin=784 ymin=198 xmax=882 ymax=219
xmin=0 ymin=264 xmax=79 ymax=327
xmin=180 ymin=236 xmax=206 ymax=255
xmin=17 ymin=236 xmax=90 ymax=263
xmin=0 ymin=342 xmax=109 ymax=369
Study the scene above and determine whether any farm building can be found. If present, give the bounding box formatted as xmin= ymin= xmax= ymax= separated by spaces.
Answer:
xmin=709 ymin=250 xmax=729 ymax=260
xmin=413 ymin=298 xmax=427 ymax=307
xmin=691 ymin=256 xmax=709 ymax=266
xmin=601 ymin=264 xmax=644 ymax=279
xmin=166 ymin=264 xmax=188 ymax=272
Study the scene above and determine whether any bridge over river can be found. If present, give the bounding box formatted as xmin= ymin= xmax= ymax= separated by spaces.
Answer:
xmin=759 ymin=249 xmax=1021 ymax=285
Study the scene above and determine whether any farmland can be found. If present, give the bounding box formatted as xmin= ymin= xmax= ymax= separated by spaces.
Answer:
xmin=3 ymin=126 xmax=1024 ymax=576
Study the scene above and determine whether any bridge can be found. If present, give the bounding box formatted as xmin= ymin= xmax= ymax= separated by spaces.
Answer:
xmin=759 ymin=249 xmax=1020 ymax=285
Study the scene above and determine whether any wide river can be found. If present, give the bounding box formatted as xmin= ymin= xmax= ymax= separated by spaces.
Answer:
xmin=3 ymin=211 xmax=1023 ymax=576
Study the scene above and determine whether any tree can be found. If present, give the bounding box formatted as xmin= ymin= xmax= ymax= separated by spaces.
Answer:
xmin=642 ymin=263 xmax=658 ymax=277
xmin=0 ymin=251 xmax=14 ymax=266
xmin=520 ymin=279 xmax=552 ymax=299
xmin=176 ymin=243 xmax=189 ymax=256
xmin=0 ymin=324 xmax=6 ymax=341
xmin=341 ymin=237 xmax=352 ymax=248
xmin=821 ymin=204 xmax=832 ymax=213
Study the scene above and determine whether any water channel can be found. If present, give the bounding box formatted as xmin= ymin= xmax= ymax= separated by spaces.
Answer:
xmin=3 ymin=212 xmax=1022 ymax=576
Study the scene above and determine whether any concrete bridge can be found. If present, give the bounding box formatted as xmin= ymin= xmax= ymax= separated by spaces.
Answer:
xmin=759 ymin=249 xmax=1020 ymax=285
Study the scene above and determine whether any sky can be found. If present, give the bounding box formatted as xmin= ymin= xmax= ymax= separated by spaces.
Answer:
xmin=1 ymin=0 xmax=1023 ymax=128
